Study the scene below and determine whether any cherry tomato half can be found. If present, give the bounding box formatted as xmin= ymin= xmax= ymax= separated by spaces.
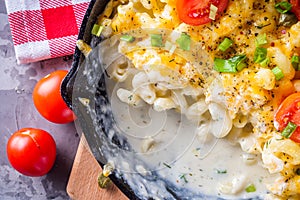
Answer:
xmin=7 ymin=128 xmax=56 ymax=177
xmin=274 ymin=92 xmax=300 ymax=143
xmin=33 ymin=70 xmax=75 ymax=124
xmin=176 ymin=0 xmax=229 ymax=26
xmin=291 ymin=0 xmax=300 ymax=21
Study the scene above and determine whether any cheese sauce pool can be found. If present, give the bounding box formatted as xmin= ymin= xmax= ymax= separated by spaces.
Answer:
xmin=104 ymin=73 xmax=275 ymax=199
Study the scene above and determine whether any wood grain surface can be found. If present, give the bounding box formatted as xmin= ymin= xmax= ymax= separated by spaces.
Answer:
xmin=67 ymin=136 xmax=128 ymax=200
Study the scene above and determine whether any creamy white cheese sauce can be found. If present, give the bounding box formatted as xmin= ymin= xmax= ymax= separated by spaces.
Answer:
xmin=104 ymin=76 xmax=275 ymax=199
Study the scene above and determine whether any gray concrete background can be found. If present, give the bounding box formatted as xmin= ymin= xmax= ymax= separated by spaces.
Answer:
xmin=0 ymin=1 xmax=80 ymax=199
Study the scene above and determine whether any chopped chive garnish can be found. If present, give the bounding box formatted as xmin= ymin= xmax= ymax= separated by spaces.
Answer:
xmin=218 ymin=38 xmax=233 ymax=52
xmin=275 ymin=2 xmax=292 ymax=14
xmin=229 ymin=55 xmax=247 ymax=70
xmin=214 ymin=55 xmax=247 ymax=73
xmin=272 ymin=66 xmax=284 ymax=80
xmin=163 ymin=162 xmax=171 ymax=168
xmin=291 ymin=55 xmax=300 ymax=70
xmin=281 ymin=122 xmax=297 ymax=138
xmin=259 ymin=57 xmax=270 ymax=67
xmin=120 ymin=34 xmax=135 ymax=42
xmin=254 ymin=47 xmax=267 ymax=63
xmin=179 ymin=174 xmax=188 ymax=183
xmin=91 ymin=24 xmax=104 ymax=37
xmin=245 ymin=184 xmax=256 ymax=193
xmin=209 ymin=4 xmax=218 ymax=20
xmin=216 ymin=169 xmax=227 ymax=174
xmin=255 ymin=33 xmax=268 ymax=46
xmin=236 ymin=62 xmax=247 ymax=71
xmin=176 ymin=33 xmax=191 ymax=51
xmin=150 ymin=34 xmax=163 ymax=47
xmin=253 ymin=46 xmax=270 ymax=66
xmin=214 ymin=58 xmax=236 ymax=73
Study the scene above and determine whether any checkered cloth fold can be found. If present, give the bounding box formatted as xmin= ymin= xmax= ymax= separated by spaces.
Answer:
xmin=5 ymin=0 xmax=90 ymax=64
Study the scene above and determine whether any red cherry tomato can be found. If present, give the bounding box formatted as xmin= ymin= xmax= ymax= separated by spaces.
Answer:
xmin=33 ymin=70 xmax=75 ymax=124
xmin=7 ymin=128 xmax=56 ymax=177
xmin=291 ymin=0 xmax=300 ymax=21
xmin=274 ymin=93 xmax=300 ymax=143
xmin=176 ymin=0 xmax=229 ymax=26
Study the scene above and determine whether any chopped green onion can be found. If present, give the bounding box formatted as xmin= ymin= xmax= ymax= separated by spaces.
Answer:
xmin=272 ymin=66 xmax=284 ymax=81
xmin=253 ymin=46 xmax=270 ymax=66
xmin=281 ymin=122 xmax=297 ymax=138
xmin=91 ymin=24 xmax=104 ymax=37
xmin=163 ymin=162 xmax=171 ymax=168
xmin=179 ymin=174 xmax=188 ymax=183
xmin=255 ymin=33 xmax=268 ymax=46
xmin=259 ymin=57 xmax=270 ymax=67
xmin=275 ymin=2 xmax=292 ymax=14
xmin=291 ymin=55 xmax=300 ymax=70
xmin=176 ymin=33 xmax=191 ymax=51
xmin=231 ymin=55 xmax=247 ymax=71
xmin=214 ymin=55 xmax=247 ymax=73
xmin=245 ymin=184 xmax=256 ymax=193
xmin=214 ymin=58 xmax=236 ymax=73
xmin=120 ymin=34 xmax=135 ymax=42
xmin=216 ymin=169 xmax=227 ymax=174
xmin=236 ymin=61 xmax=247 ymax=71
xmin=218 ymin=38 xmax=233 ymax=52
xmin=209 ymin=4 xmax=218 ymax=20
xmin=254 ymin=47 xmax=267 ymax=64
xmin=150 ymin=34 xmax=163 ymax=47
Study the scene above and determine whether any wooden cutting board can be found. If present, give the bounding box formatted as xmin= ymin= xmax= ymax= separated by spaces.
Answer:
xmin=66 ymin=136 xmax=128 ymax=200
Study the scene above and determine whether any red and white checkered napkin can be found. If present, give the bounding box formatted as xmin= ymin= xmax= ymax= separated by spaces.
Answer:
xmin=5 ymin=0 xmax=90 ymax=64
